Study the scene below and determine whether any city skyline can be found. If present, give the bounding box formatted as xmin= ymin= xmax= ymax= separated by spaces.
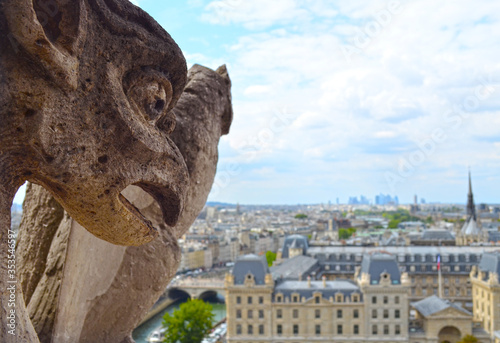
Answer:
xmin=13 ymin=0 xmax=500 ymax=205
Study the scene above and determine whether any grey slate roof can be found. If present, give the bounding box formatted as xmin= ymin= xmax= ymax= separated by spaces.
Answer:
xmin=488 ymin=231 xmax=500 ymax=243
xmin=478 ymin=251 xmax=500 ymax=276
xmin=360 ymin=252 xmax=401 ymax=284
xmin=420 ymin=229 xmax=455 ymax=241
xmin=274 ymin=279 xmax=361 ymax=300
xmin=271 ymin=255 xmax=319 ymax=280
xmin=412 ymin=295 xmax=471 ymax=317
xmin=231 ymin=254 xmax=269 ymax=285
xmin=281 ymin=234 xmax=308 ymax=258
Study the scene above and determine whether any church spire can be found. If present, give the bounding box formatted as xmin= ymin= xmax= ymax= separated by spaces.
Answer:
xmin=466 ymin=169 xmax=476 ymax=220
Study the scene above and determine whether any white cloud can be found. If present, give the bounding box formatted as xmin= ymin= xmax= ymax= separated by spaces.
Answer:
xmin=203 ymin=0 xmax=500 ymax=203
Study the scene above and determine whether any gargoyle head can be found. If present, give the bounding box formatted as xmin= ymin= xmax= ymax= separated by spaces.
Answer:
xmin=0 ymin=0 xmax=189 ymax=246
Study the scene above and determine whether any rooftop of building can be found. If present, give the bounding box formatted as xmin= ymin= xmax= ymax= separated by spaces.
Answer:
xmin=274 ymin=279 xmax=361 ymax=300
xmin=281 ymin=234 xmax=309 ymax=258
xmin=411 ymin=295 xmax=471 ymax=317
xmin=478 ymin=251 xmax=500 ymax=276
xmin=360 ymin=252 xmax=401 ymax=284
xmin=420 ymin=229 xmax=455 ymax=241
xmin=270 ymin=255 xmax=319 ymax=280
xmin=231 ymin=254 xmax=269 ymax=285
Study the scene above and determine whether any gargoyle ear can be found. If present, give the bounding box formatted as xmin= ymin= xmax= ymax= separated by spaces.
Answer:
xmin=4 ymin=0 xmax=86 ymax=89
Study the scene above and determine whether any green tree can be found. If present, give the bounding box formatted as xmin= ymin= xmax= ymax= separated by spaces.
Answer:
xmin=266 ymin=251 xmax=277 ymax=267
xmin=294 ymin=213 xmax=308 ymax=219
xmin=388 ymin=219 xmax=400 ymax=229
xmin=162 ymin=299 xmax=215 ymax=343
xmin=457 ymin=334 xmax=478 ymax=343
xmin=339 ymin=228 xmax=356 ymax=240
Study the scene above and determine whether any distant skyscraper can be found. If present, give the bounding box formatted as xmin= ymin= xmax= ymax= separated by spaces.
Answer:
xmin=414 ymin=195 xmax=418 ymax=205
xmin=375 ymin=193 xmax=398 ymax=205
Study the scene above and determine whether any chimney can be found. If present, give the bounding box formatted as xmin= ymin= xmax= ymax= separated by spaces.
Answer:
xmin=322 ymin=275 xmax=326 ymax=288
xmin=307 ymin=275 xmax=311 ymax=288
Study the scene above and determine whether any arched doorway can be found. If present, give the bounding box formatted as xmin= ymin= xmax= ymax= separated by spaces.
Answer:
xmin=438 ymin=326 xmax=461 ymax=343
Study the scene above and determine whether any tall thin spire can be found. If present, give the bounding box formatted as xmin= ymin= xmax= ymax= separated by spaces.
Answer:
xmin=466 ymin=169 xmax=476 ymax=220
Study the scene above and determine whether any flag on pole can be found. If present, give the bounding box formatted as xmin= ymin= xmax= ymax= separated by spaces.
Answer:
xmin=437 ymin=254 xmax=441 ymax=271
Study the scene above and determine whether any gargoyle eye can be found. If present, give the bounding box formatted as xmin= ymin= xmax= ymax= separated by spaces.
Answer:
xmin=124 ymin=69 xmax=175 ymax=132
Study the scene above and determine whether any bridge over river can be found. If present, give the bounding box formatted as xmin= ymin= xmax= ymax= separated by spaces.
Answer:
xmin=133 ymin=277 xmax=226 ymax=342
xmin=167 ymin=277 xmax=225 ymax=300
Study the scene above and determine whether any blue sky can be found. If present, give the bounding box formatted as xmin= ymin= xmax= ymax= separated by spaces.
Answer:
xmin=14 ymin=0 xmax=500 ymax=205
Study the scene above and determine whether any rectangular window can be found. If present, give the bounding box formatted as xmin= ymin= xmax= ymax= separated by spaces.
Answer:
xmin=293 ymin=295 xmax=298 ymax=302
xmin=383 ymin=296 xmax=388 ymax=304
xmin=353 ymin=309 xmax=359 ymax=318
xmin=354 ymin=324 xmax=359 ymax=334
xmin=248 ymin=310 xmax=253 ymax=319
xmin=259 ymin=310 xmax=264 ymax=319
xmin=259 ymin=324 xmax=264 ymax=335
xmin=277 ymin=324 xmax=282 ymax=335
xmin=259 ymin=296 xmax=264 ymax=304
xmin=372 ymin=309 xmax=377 ymax=319
xmin=315 ymin=324 xmax=321 ymax=335
xmin=315 ymin=309 xmax=321 ymax=318
xmin=395 ymin=309 xmax=400 ymax=319
xmin=395 ymin=325 xmax=401 ymax=335
xmin=277 ymin=309 xmax=282 ymax=319
xmin=395 ymin=296 xmax=400 ymax=304
xmin=236 ymin=324 xmax=242 ymax=335
xmin=276 ymin=295 xmax=282 ymax=302
xmin=337 ymin=325 xmax=343 ymax=334
xmin=372 ymin=325 xmax=378 ymax=335
xmin=236 ymin=309 xmax=241 ymax=319
xmin=384 ymin=325 xmax=389 ymax=335
xmin=248 ymin=296 xmax=252 ymax=304
xmin=293 ymin=324 xmax=299 ymax=335
xmin=236 ymin=296 xmax=241 ymax=304
xmin=372 ymin=296 xmax=377 ymax=304
xmin=383 ymin=309 xmax=389 ymax=319
xmin=248 ymin=325 xmax=253 ymax=335
xmin=337 ymin=309 xmax=343 ymax=318
xmin=315 ymin=296 xmax=320 ymax=304
xmin=293 ymin=309 xmax=299 ymax=318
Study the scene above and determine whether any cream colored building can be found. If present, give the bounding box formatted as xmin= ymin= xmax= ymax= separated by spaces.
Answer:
xmin=226 ymin=253 xmax=412 ymax=343
xmin=226 ymin=252 xmax=494 ymax=343
xmin=471 ymin=252 xmax=500 ymax=340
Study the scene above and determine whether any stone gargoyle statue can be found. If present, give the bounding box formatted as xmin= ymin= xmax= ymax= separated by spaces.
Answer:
xmin=0 ymin=0 xmax=232 ymax=341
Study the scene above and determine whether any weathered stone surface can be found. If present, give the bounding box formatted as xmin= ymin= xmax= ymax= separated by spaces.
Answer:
xmin=17 ymin=64 xmax=233 ymax=342
xmin=0 ymin=1 xmax=225 ymax=342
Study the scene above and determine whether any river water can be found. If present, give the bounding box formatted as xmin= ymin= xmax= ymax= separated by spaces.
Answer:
xmin=132 ymin=300 xmax=226 ymax=343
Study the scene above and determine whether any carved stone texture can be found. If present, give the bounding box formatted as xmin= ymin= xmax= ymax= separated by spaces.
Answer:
xmin=17 ymin=64 xmax=233 ymax=343
xmin=0 ymin=0 xmax=198 ymax=342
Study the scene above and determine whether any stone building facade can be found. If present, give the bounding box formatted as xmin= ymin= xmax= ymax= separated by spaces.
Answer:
xmin=471 ymin=252 xmax=500 ymax=340
xmin=225 ymin=251 xmax=500 ymax=343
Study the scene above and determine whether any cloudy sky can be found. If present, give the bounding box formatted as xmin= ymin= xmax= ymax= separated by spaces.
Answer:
xmin=14 ymin=0 xmax=500 ymax=205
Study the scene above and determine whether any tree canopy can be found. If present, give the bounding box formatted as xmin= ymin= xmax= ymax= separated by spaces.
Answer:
xmin=266 ymin=251 xmax=277 ymax=267
xmin=294 ymin=213 xmax=308 ymax=219
xmin=457 ymin=334 xmax=478 ymax=343
xmin=339 ymin=228 xmax=356 ymax=240
xmin=162 ymin=299 xmax=215 ymax=343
